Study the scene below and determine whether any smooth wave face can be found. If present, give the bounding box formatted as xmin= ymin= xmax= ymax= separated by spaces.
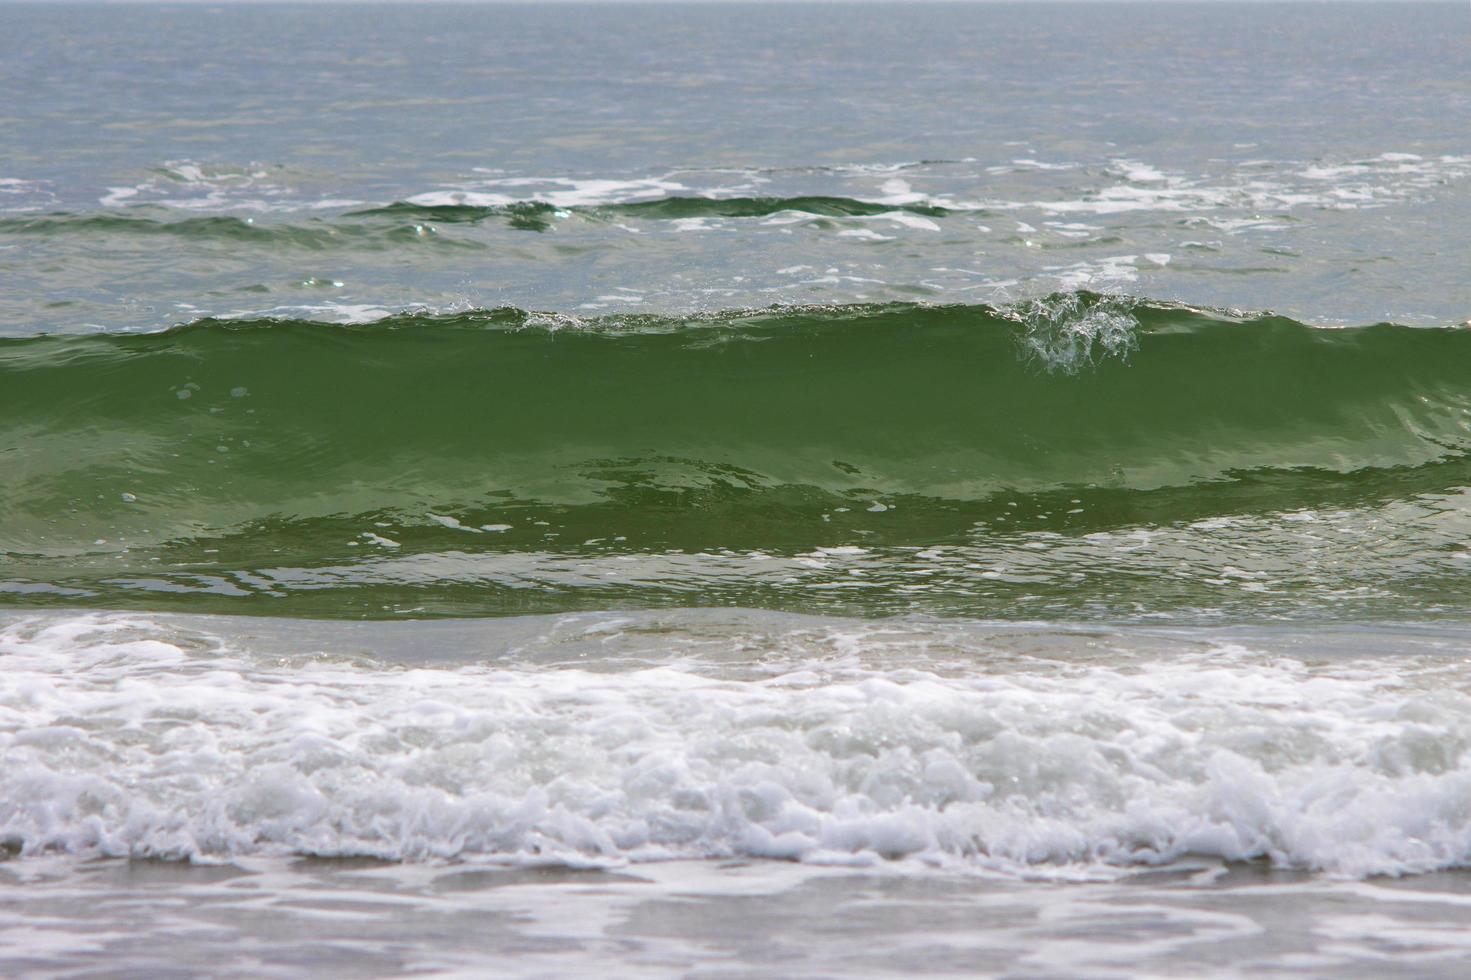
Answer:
xmin=4 ymin=296 xmax=1470 ymax=619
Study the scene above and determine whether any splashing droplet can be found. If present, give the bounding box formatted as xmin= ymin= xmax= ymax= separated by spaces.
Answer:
xmin=1012 ymin=291 xmax=1139 ymax=374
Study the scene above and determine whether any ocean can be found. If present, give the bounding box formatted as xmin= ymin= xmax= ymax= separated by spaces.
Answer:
xmin=4 ymin=1 xmax=1471 ymax=975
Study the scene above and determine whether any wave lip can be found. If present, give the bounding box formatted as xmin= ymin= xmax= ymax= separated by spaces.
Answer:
xmin=3 ymin=614 xmax=1471 ymax=879
xmin=0 ymin=193 xmax=959 ymax=240
xmin=355 ymin=194 xmax=957 ymax=228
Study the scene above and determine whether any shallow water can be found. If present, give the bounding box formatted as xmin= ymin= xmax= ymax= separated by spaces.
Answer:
xmin=5 ymin=1 xmax=1471 ymax=975
xmin=8 ymin=857 xmax=1471 ymax=978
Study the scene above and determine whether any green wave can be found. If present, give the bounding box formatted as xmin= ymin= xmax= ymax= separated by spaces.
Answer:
xmin=4 ymin=296 xmax=1471 ymax=618
xmin=0 ymin=196 xmax=957 ymax=242
xmin=352 ymin=196 xmax=955 ymax=228
xmin=346 ymin=200 xmax=562 ymax=230
xmin=0 ymin=211 xmax=484 ymax=249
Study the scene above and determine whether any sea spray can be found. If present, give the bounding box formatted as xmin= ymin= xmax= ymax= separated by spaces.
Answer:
xmin=1011 ymin=291 xmax=1140 ymax=373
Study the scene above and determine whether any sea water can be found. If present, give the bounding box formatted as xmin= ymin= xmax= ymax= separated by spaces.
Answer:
xmin=4 ymin=2 xmax=1471 ymax=975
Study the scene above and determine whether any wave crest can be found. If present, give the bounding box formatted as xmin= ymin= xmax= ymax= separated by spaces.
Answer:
xmin=1013 ymin=291 xmax=1140 ymax=373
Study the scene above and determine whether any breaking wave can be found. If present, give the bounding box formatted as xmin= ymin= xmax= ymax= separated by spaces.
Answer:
xmin=4 ymin=613 xmax=1471 ymax=879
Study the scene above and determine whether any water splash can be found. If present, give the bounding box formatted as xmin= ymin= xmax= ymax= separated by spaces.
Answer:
xmin=1012 ymin=291 xmax=1140 ymax=374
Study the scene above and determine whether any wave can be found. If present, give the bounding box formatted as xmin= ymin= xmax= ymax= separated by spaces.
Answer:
xmin=0 ymin=211 xmax=485 ymax=249
xmin=4 ymin=295 xmax=1471 ymax=618
xmin=0 ymin=195 xmax=959 ymax=240
xmin=4 ymin=612 xmax=1471 ymax=878
xmin=354 ymin=195 xmax=956 ymax=226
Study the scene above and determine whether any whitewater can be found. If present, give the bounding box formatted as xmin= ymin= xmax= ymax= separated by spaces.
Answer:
xmin=8 ymin=611 xmax=1471 ymax=878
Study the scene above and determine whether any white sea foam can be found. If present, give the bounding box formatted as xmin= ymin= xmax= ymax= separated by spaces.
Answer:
xmin=0 ymin=178 xmax=45 ymax=197
xmin=72 ymin=151 xmax=1471 ymax=234
xmin=1044 ymin=255 xmax=1143 ymax=291
xmin=4 ymin=614 xmax=1471 ymax=880
xmin=418 ymin=152 xmax=1471 ymax=226
xmin=1028 ymin=153 xmax=1471 ymax=219
xmin=98 ymin=160 xmax=297 ymax=212
xmin=406 ymin=176 xmax=688 ymax=210
xmin=0 ymin=177 xmax=54 ymax=213
xmin=1109 ymin=160 xmax=1170 ymax=183
xmin=1001 ymin=159 xmax=1080 ymax=172
xmin=216 ymin=302 xmax=406 ymax=325
xmin=406 ymin=170 xmax=984 ymax=223
xmin=869 ymin=211 xmax=942 ymax=232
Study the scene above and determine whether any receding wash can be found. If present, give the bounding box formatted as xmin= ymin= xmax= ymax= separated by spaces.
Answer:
xmin=3 ymin=2 xmax=1471 ymax=976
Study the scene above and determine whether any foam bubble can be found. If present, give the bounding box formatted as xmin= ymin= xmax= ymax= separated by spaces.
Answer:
xmin=4 ymin=614 xmax=1471 ymax=880
xmin=97 ymin=160 xmax=301 ymax=213
xmin=407 ymin=176 xmax=688 ymax=210
xmin=1029 ymin=154 xmax=1471 ymax=218
xmin=0 ymin=177 xmax=55 ymax=213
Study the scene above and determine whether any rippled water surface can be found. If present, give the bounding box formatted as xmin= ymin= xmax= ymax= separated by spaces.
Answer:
xmin=3 ymin=1 xmax=1470 ymax=331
